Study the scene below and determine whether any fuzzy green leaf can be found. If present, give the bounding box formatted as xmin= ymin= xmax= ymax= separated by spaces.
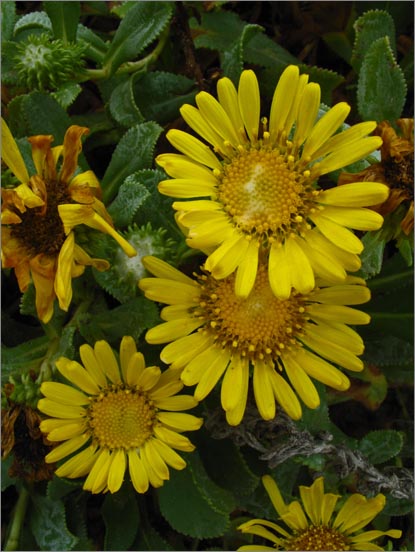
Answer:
xmin=102 ymin=486 xmax=139 ymax=551
xmin=359 ymin=230 xmax=387 ymax=279
xmin=47 ymin=477 xmax=81 ymax=501
xmin=101 ymin=122 xmax=162 ymax=203
xmin=243 ymin=29 xmax=300 ymax=69
xmin=1 ymin=1 xmax=16 ymax=41
xmin=76 ymin=23 xmax=108 ymax=63
xmin=132 ymin=71 xmax=196 ymax=124
xmin=351 ymin=9 xmax=396 ymax=73
xmin=13 ymin=11 xmax=52 ymax=37
xmin=30 ymin=494 xmax=78 ymax=551
xmin=158 ymin=451 xmax=235 ymax=538
xmin=358 ymin=430 xmax=404 ymax=464
xmin=1 ymin=336 xmax=49 ymax=383
xmin=109 ymin=74 xmax=145 ymax=128
xmin=51 ymin=83 xmax=82 ymax=109
xmin=222 ymin=24 xmax=262 ymax=85
xmin=382 ymin=496 xmax=414 ymax=516
xmin=108 ymin=173 xmax=151 ymax=227
xmin=43 ymin=1 xmax=80 ymax=43
xmin=357 ymin=37 xmax=407 ymax=122
xmin=103 ymin=2 xmax=173 ymax=75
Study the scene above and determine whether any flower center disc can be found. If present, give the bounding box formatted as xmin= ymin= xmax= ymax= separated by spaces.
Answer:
xmin=286 ymin=525 xmax=350 ymax=551
xmin=218 ymin=149 xmax=312 ymax=239
xmin=87 ymin=388 xmax=156 ymax=449
xmin=198 ymin=264 xmax=306 ymax=359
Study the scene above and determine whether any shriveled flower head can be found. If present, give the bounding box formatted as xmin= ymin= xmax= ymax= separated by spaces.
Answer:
xmin=38 ymin=337 xmax=203 ymax=494
xmin=139 ymin=256 xmax=370 ymax=426
xmin=1 ymin=119 xmax=136 ymax=323
xmin=339 ymin=118 xmax=414 ymax=236
xmin=238 ymin=475 xmax=401 ymax=551
xmin=156 ymin=65 xmax=389 ymax=299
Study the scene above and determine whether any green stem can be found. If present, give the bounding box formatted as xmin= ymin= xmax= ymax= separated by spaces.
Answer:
xmin=367 ymin=269 xmax=414 ymax=290
xmin=4 ymin=486 xmax=30 ymax=551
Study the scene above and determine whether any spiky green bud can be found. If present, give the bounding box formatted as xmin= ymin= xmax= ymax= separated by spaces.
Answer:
xmin=14 ymin=33 xmax=86 ymax=90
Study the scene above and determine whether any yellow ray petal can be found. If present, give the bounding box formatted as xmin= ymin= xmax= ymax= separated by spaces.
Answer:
xmin=1 ymin=118 xmax=29 ymax=183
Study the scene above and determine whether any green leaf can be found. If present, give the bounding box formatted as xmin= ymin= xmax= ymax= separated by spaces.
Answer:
xmin=51 ymin=82 xmax=82 ymax=109
xmin=30 ymin=494 xmax=78 ymax=551
xmin=357 ymin=36 xmax=407 ymax=122
xmin=381 ymin=495 xmax=414 ymax=516
xmin=1 ymin=1 xmax=16 ymax=42
xmin=103 ymin=2 xmax=173 ymax=75
xmin=101 ymin=122 xmax=162 ymax=203
xmin=102 ymin=485 xmax=139 ymax=551
xmin=322 ymin=31 xmax=353 ymax=64
xmin=76 ymin=23 xmax=108 ymax=63
xmin=43 ymin=1 xmax=80 ymax=43
xmin=13 ymin=11 xmax=52 ymax=37
xmin=158 ymin=451 xmax=235 ymax=538
xmin=298 ymin=382 xmax=331 ymax=432
xmin=47 ymin=477 xmax=81 ymax=501
xmin=133 ymin=523 xmax=174 ymax=551
xmin=358 ymin=430 xmax=404 ymax=464
xmin=108 ymin=173 xmax=151 ymax=227
xmin=359 ymin=230 xmax=387 ymax=279
xmin=78 ymin=296 xmax=160 ymax=344
xmin=109 ymin=74 xmax=145 ymax=128
xmin=299 ymin=65 xmax=344 ymax=105
xmin=1 ymin=336 xmax=49 ymax=384
xmin=1 ymin=456 xmax=15 ymax=491
xmin=243 ymin=29 xmax=299 ymax=69
xmin=222 ymin=24 xmax=262 ymax=85
xmin=351 ymin=9 xmax=396 ymax=73
xmin=132 ymin=71 xmax=196 ymax=124
xmin=65 ymin=493 xmax=93 ymax=551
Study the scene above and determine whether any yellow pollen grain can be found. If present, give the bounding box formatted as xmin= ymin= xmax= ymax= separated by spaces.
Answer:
xmin=217 ymin=148 xmax=315 ymax=241
xmin=197 ymin=263 xmax=306 ymax=360
xmin=285 ymin=525 xmax=350 ymax=551
xmin=87 ymin=387 xmax=156 ymax=450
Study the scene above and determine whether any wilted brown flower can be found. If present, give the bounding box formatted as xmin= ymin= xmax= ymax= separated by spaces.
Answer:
xmin=339 ymin=118 xmax=414 ymax=236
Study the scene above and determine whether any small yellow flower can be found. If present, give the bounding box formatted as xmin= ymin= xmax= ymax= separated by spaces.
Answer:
xmin=238 ymin=475 xmax=402 ymax=551
xmin=156 ymin=66 xmax=389 ymax=299
xmin=38 ymin=337 xmax=203 ymax=494
xmin=1 ymin=119 xmax=136 ymax=323
xmin=139 ymin=256 xmax=370 ymax=426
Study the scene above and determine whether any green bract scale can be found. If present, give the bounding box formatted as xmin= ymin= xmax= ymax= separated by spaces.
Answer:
xmin=14 ymin=33 xmax=86 ymax=90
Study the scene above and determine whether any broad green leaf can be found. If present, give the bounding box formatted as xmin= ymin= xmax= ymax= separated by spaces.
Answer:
xmin=51 ymin=83 xmax=82 ymax=109
xmin=359 ymin=230 xmax=387 ymax=279
xmin=158 ymin=451 xmax=235 ymax=538
xmin=351 ymin=9 xmax=396 ymax=73
xmin=103 ymin=2 xmax=173 ymax=75
xmin=382 ymin=496 xmax=414 ymax=516
xmin=109 ymin=74 xmax=145 ymax=128
xmin=357 ymin=37 xmax=407 ymax=122
xmin=101 ymin=122 xmax=162 ymax=203
xmin=1 ymin=1 xmax=16 ymax=42
xmin=133 ymin=523 xmax=174 ymax=551
xmin=47 ymin=477 xmax=81 ymax=501
xmin=1 ymin=336 xmax=49 ymax=383
xmin=132 ymin=71 xmax=196 ymax=124
xmin=13 ymin=10 xmax=52 ymax=37
xmin=244 ymin=29 xmax=299 ymax=68
xmin=43 ymin=1 xmax=80 ymax=43
xmin=102 ymin=485 xmax=139 ymax=551
xmin=108 ymin=173 xmax=151 ymax=227
xmin=222 ymin=24 xmax=262 ymax=85
xmin=110 ymin=1 xmax=137 ymax=19
xmin=76 ymin=23 xmax=108 ymax=63
xmin=30 ymin=494 xmax=78 ymax=551
xmin=358 ymin=430 xmax=404 ymax=464
xmin=65 ymin=493 xmax=94 ymax=551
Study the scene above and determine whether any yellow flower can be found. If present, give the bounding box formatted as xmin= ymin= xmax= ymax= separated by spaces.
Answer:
xmin=156 ymin=65 xmax=389 ymax=299
xmin=139 ymin=256 xmax=370 ymax=426
xmin=1 ymin=119 xmax=136 ymax=323
xmin=238 ymin=475 xmax=402 ymax=551
xmin=38 ymin=337 xmax=203 ymax=494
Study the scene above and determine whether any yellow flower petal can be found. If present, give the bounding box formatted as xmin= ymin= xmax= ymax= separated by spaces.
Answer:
xmin=310 ymin=213 xmax=364 ymax=254
xmin=157 ymin=412 xmax=203 ymax=432
xmin=234 ymin=239 xmax=259 ymax=298
xmin=268 ymin=369 xmax=302 ymax=420
xmin=1 ymin=118 xmax=29 ymax=183
xmin=45 ymin=434 xmax=89 ymax=463
xmin=37 ymin=398 xmax=85 ymax=419
xmin=297 ymin=349 xmax=350 ymax=391
xmin=302 ymin=102 xmax=350 ymax=160
xmin=167 ymin=129 xmax=222 ymax=170
xmin=283 ymin=354 xmax=320 ymax=409
xmin=320 ymin=206 xmax=384 ymax=231
xmin=40 ymin=381 xmax=89 ymax=405
xmin=107 ymin=449 xmax=126 ymax=493
xmin=269 ymin=65 xmax=300 ymax=139
xmin=94 ymin=340 xmax=122 ymax=384
xmin=238 ymin=70 xmax=260 ymax=142
xmin=253 ymin=361 xmax=276 ymax=420
xmin=194 ymin=347 xmax=230 ymax=401
xmin=146 ymin=319 xmax=204 ymax=345
xmin=128 ymin=450 xmax=149 ymax=493
xmin=196 ymin=91 xmax=240 ymax=146
xmin=318 ymin=182 xmax=389 ymax=207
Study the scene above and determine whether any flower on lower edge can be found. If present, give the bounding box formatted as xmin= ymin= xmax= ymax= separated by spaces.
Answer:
xmin=156 ymin=65 xmax=389 ymax=300
xmin=1 ymin=119 xmax=136 ymax=323
xmin=139 ymin=256 xmax=370 ymax=426
xmin=238 ymin=475 xmax=402 ymax=551
xmin=38 ymin=337 xmax=203 ymax=494
xmin=339 ymin=118 xmax=414 ymax=237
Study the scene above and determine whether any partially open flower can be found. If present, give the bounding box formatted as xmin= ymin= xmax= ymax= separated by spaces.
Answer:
xmin=1 ymin=119 xmax=136 ymax=323
xmin=238 ymin=475 xmax=402 ymax=551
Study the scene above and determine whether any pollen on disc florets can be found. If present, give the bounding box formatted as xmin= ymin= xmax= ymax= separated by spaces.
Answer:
xmin=195 ymin=262 xmax=308 ymax=361
xmin=285 ymin=526 xmax=351 ymax=551
xmin=216 ymin=145 xmax=318 ymax=243
xmin=86 ymin=385 xmax=157 ymax=450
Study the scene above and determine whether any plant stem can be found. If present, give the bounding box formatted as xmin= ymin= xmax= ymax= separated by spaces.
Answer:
xmin=4 ymin=486 xmax=30 ymax=551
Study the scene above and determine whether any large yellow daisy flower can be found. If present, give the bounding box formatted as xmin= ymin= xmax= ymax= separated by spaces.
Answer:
xmin=1 ymin=119 xmax=136 ymax=323
xmin=156 ymin=65 xmax=389 ymax=299
xmin=38 ymin=337 xmax=203 ymax=494
xmin=238 ymin=475 xmax=401 ymax=551
xmin=139 ymin=256 xmax=370 ymax=426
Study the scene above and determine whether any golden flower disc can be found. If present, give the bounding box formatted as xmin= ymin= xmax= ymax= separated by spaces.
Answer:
xmin=197 ymin=263 xmax=306 ymax=360
xmin=285 ymin=526 xmax=350 ymax=551
xmin=218 ymin=148 xmax=314 ymax=239
xmin=87 ymin=387 xmax=156 ymax=449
